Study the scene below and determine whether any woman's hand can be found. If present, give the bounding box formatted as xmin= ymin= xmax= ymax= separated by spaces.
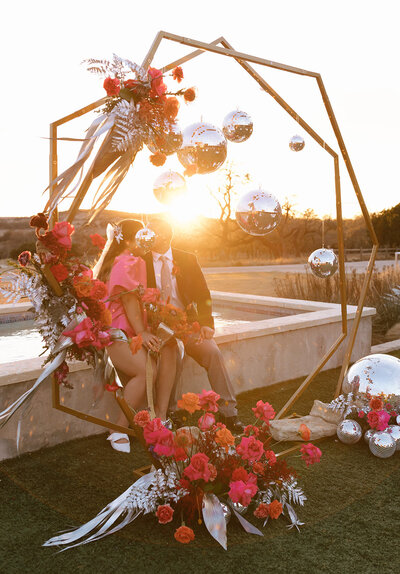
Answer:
xmin=140 ymin=331 xmax=161 ymax=352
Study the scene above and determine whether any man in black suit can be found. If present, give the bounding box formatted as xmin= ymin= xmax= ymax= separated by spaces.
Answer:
xmin=144 ymin=218 xmax=244 ymax=433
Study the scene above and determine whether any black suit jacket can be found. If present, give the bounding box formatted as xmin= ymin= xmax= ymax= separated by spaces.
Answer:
xmin=143 ymin=248 xmax=214 ymax=329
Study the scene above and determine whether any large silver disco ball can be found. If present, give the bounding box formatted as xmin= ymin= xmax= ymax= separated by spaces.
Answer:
xmin=308 ymin=248 xmax=338 ymax=278
xmin=147 ymin=123 xmax=183 ymax=155
xmin=220 ymin=502 xmax=231 ymax=525
xmin=289 ymin=134 xmax=305 ymax=151
xmin=337 ymin=419 xmax=362 ymax=444
xmin=342 ymin=354 xmax=400 ymax=408
xmin=177 ymin=122 xmax=227 ymax=174
xmin=135 ymin=227 xmax=156 ymax=252
xmin=369 ymin=431 xmax=396 ymax=458
xmin=364 ymin=429 xmax=376 ymax=444
xmin=386 ymin=425 xmax=400 ymax=450
xmin=153 ymin=171 xmax=187 ymax=205
xmin=222 ymin=110 xmax=253 ymax=143
xmin=235 ymin=190 xmax=282 ymax=236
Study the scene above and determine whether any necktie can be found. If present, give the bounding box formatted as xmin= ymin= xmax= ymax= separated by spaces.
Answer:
xmin=160 ymin=255 xmax=173 ymax=302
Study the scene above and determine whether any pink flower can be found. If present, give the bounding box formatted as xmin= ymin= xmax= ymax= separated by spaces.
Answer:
xmin=103 ymin=76 xmax=121 ymax=97
xmin=367 ymin=409 xmax=391 ymax=431
xmin=50 ymin=263 xmax=69 ymax=282
xmin=300 ymin=443 xmax=322 ymax=467
xmin=18 ymin=250 xmax=31 ymax=267
xmin=52 ymin=221 xmax=74 ymax=249
xmin=244 ymin=425 xmax=260 ymax=437
xmin=90 ymin=234 xmax=106 ymax=250
xmin=252 ymin=400 xmax=275 ymax=423
xmin=153 ymin=428 xmax=176 ymax=457
xmin=197 ymin=389 xmax=220 ymax=412
xmin=142 ymin=288 xmax=161 ymax=304
xmin=198 ymin=412 xmax=215 ymax=431
xmin=148 ymin=67 xmax=167 ymax=97
xmin=264 ymin=450 xmax=277 ymax=466
xmin=236 ymin=436 xmax=264 ymax=462
xmin=156 ymin=504 xmax=174 ymax=524
xmin=183 ymin=453 xmax=211 ymax=482
xmin=133 ymin=410 xmax=151 ymax=428
xmin=358 ymin=410 xmax=365 ymax=418
xmin=228 ymin=479 xmax=258 ymax=506
xmin=143 ymin=418 xmax=166 ymax=444
xmin=63 ymin=317 xmax=111 ymax=349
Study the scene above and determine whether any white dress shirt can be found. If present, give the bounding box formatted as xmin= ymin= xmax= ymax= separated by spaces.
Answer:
xmin=152 ymin=247 xmax=184 ymax=309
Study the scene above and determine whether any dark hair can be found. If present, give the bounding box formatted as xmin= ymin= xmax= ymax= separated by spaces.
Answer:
xmin=97 ymin=219 xmax=144 ymax=282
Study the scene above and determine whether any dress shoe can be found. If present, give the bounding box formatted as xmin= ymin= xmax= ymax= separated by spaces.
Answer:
xmin=220 ymin=415 xmax=245 ymax=434
xmin=107 ymin=432 xmax=130 ymax=453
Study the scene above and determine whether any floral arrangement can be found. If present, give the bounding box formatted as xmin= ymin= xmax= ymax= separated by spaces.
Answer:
xmin=44 ymin=391 xmax=321 ymax=550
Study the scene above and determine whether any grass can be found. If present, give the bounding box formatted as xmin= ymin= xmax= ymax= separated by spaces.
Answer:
xmin=1 ymin=351 xmax=400 ymax=574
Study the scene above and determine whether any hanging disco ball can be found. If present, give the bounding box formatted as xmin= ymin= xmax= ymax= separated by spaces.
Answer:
xmin=342 ymin=354 xmax=400 ymax=408
xmin=369 ymin=431 xmax=396 ymax=458
xmin=135 ymin=227 xmax=156 ymax=252
xmin=386 ymin=425 xmax=400 ymax=450
xmin=235 ymin=189 xmax=282 ymax=236
xmin=308 ymin=248 xmax=338 ymax=278
xmin=147 ymin=123 xmax=183 ymax=156
xmin=177 ymin=122 xmax=227 ymax=174
xmin=153 ymin=171 xmax=187 ymax=205
xmin=289 ymin=134 xmax=305 ymax=151
xmin=222 ymin=110 xmax=253 ymax=143
xmin=337 ymin=419 xmax=362 ymax=444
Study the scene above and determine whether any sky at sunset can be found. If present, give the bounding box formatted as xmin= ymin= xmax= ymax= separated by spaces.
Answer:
xmin=1 ymin=0 xmax=399 ymax=223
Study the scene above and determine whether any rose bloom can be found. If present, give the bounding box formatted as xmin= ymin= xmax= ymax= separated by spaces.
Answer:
xmin=150 ymin=151 xmax=167 ymax=167
xmin=164 ymin=96 xmax=179 ymax=120
xmin=148 ymin=67 xmax=167 ymax=97
xmin=369 ymin=397 xmax=384 ymax=411
xmin=264 ymin=450 xmax=277 ymax=466
xmin=183 ymin=87 xmax=196 ymax=102
xmin=268 ymin=500 xmax=283 ymax=520
xmin=63 ymin=317 xmax=111 ymax=349
xmin=177 ymin=392 xmax=200 ymax=414
xmin=156 ymin=504 xmax=174 ymax=524
xmin=300 ymin=443 xmax=322 ymax=467
xmin=90 ymin=280 xmax=108 ymax=300
xmin=73 ymin=275 xmax=93 ymax=298
xmin=254 ymin=503 xmax=269 ymax=519
xmin=143 ymin=418 xmax=166 ymax=444
xmin=231 ymin=467 xmax=249 ymax=482
xmin=367 ymin=409 xmax=390 ymax=431
xmin=174 ymin=525 xmax=195 ymax=544
xmin=18 ymin=250 xmax=31 ymax=267
xmin=252 ymin=461 xmax=265 ymax=475
xmin=183 ymin=453 xmax=211 ymax=482
xmin=103 ymin=76 xmax=121 ymax=97
xmin=228 ymin=479 xmax=258 ymax=507
xmin=133 ymin=410 xmax=151 ymax=427
xmin=244 ymin=425 xmax=260 ymax=437
xmin=153 ymin=428 xmax=176 ymax=457
xmin=198 ymin=412 xmax=215 ymax=431
xmin=142 ymin=288 xmax=161 ymax=305
xmin=208 ymin=463 xmax=218 ymax=481
xmin=52 ymin=221 xmax=74 ymax=249
xmin=172 ymin=66 xmax=184 ymax=82
xmin=252 ymin=400 xmax=276 ymax=424
xmin=236 ymin=436 xmax=264 ymax=463
xmin=215 ymin=426 xmax=235 ymax=451
xmin=358 ymin=410 xmax=365 ymax=418
xmin=50 ymin=263 xmax=69 ymax=282
xmin=90 ymin=233 xmax=106 ymax=250
xmin=197 ymin=389 xmax=220 ymax=412
xmin=298 ymin=423 xmax=311 ymax=441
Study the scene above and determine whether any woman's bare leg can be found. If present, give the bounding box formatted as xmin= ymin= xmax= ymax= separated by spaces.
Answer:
xmin=155 ymin=341 xmax=177 ymax=421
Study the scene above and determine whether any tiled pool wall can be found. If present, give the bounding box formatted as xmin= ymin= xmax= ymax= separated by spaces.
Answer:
xmin=0 ymin=293 xmax=375 ymax=460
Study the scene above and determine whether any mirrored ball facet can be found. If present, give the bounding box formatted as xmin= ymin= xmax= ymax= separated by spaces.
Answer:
xmin=386 ymin=425 xmax=400 ymax=450
xmin=369 ymin=431 xmax=396 ymax=458
xmin=308 ymin=248 xmax=338 ymax=278
xmin=337 ymin=419 xmax=362 ymax=444
xmin=147 ymin=123 xmax=183 ymax=155
xmin=222 ymin=110 xmax=253 ymax=143
xmin=220 ymin=502 xmax=231 ymax=524
xmin=177 ymin=122 xmax=227 ymax=174
xmin=135 ymin=227 xmax=156 ymax=251
xmin=235 ymin=190 xmax=282 ymax=236
xmin=230 ymin=502 xmax=248 ymax=515
xmin=289 ymin=134 xmax=305 ymax=151
xmin=364 ymin=429 xmax=376 ymax=444
xmin=153 ymin=171 xmax=187 ymax=205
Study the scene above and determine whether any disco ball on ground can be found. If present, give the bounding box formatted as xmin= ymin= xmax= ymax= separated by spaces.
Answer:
xmin=308 ymin=248 xmax=338 ymax=278
xmin=147 ymin=123 xmax=183 ymax=155
xmin=337 ymin=419 xmax=362 ymax=444
xmin=289 ymin=135 xmax=305 ymax=151
xmin=230 ymin=502 xmax=248 ymax=515
xmin=364 ymin=429 xmax=376 ymax=444
xmin=386 ymin=425 xmax=400 ymax=450
xmin=220 ymin=502 xmax=231 ymax=525
xmin=235 ymin=189 xmax=282 ymax=236
xmin=135 ymin=228 xmax=156 ymax=251
xmin=177 ymin=122 xmax=227 ymax=174
xmin=369 ymin=431 xmax=396 ymax=458
xmin=222 ymin=110 xmax=253 ymax=143
xmin=153 ymin=171 xmax=187 ymax=205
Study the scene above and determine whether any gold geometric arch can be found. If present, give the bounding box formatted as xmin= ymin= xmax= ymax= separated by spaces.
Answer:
xmin=49 ymin=31 xmax=378 ymax=425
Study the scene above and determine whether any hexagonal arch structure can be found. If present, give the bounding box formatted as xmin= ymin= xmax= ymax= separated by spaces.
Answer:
xmin=48 ymin=31 xmax=378 ymax=426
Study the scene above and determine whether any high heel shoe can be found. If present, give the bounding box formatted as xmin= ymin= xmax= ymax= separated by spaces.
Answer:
xmin=107 ymin=432 xmax=130 ymax=453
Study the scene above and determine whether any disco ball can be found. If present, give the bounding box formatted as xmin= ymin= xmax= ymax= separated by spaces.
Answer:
xmin=153 ymin=171 xmax=187 ymax=205
xmin=364 ymin=429 xmax=376 ymax=444
xmin=177 ymin=122 xmax=227 ymax=174
xmin=135 ymin=227 xmax=156 ymax=251
xmin=386 ymin=425 xmax=400 ymax=450
xmin=342 ymin=354 xmax=400 ymax=408
xmin=369 ymin=431 xmax=396 ymax=458
xmin=220 ymin=502 xmax=231 ymax=525
xmin=235 ymin=189 xmax=282 ymax=236
xmin=397 ymin=415 xmax=400 ymax=425
xmin=308 ymin=248 xmax=338 ymax=278
xmin=336 ymin=419 xmax=362 ymax=444
xmin=147 ymin=123 xmax=183 ymax=155
xmin=289 ymin=134 xmax=305 ymax=151
xmin=222 ymin=110 xmax=253 ymax=143
xmin=230 ymin=502 xmax=248 ymax=515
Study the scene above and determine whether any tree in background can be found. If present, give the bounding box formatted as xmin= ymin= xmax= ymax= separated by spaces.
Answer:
xmin=372 ymin=203 xmax=400 ymax=247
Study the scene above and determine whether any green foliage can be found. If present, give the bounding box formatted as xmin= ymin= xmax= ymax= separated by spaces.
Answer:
xmin=372 ymin=203 xmax=400 ymax=246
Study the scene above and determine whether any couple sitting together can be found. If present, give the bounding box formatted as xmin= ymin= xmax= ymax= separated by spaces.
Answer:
xmin=96 ymin=217 xmax=244 ymax=453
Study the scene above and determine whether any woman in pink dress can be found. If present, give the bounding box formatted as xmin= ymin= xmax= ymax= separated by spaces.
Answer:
xmin=96 ymin=219 xmax=177 ymax=453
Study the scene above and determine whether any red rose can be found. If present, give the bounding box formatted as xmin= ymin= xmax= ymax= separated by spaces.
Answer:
xmin=228 ymin=479 xmax=258 ymax=506
xmin=174 ymin=525 xmax=195 ymax=544
xmin=164 ymin=97 xmax=180 ymax=120
xmin=90 ymin=279 xmax=108 ymax=300
xmin=183 ymin=453 xmax=211 ymax=482
xmin=268 ymin=500 xmax=283 ymax=520
xmin=369 ymin=397 xmax=384 ymax=411
xmin=18 ymin=250 xmax=31 ymax=267
xmin=367 ymin=409 xmax=390 ymax=431
xmin=149 ymin=151 xmax=167 ymax=166
xmin=236 ymin=436 xmax=264 ymax=462
xmin=143 ymin=418 xmax=166 ymax=444
xmin=148 ymin=67 xmax=167 ymax=98
xmin=252 ymin=400 xmax=275 ymax=424
xmin=264 ymin=450 xmax=277 ymax=466
xmin=90 ymin=234 xmax=106 ymax=250
xmin=183 ymin=88 xmax=196 ymax=102
xmin=244 ymin=424 xmax=260 ymax=437
xmin=103 ymin=76 xmax=120 ymax=97
xmin=50 ymin=263 xmax=69 ymax=282
xmin=156 ymin=504 xmax=174 ymax=524
xmin=231 ymin=467 xmax=249 ymax=482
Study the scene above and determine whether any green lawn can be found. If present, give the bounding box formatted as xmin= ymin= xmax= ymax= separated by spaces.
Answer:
xmin=1 ymin=352 xmax=400 ymax=574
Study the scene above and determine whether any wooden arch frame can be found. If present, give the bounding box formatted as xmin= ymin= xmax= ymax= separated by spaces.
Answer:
xmin=50 ymin=31 xmax=378 ymax=426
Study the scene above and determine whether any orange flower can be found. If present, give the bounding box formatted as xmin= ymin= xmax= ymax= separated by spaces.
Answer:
xmin=174 ymin=525 xmax=195 ymax=544
xmin=208 ymin=463 xmax=218 ymax=481
xmin=164 ymin=96 xmax=180 ymax=120
xmin=268 ymin=500 xmax=283 ymax=520
xmin=150 ymin=151 xmax=167 ymax=167
xmin=177 ymin=392 xmax=200 ymax=414
xmin=100 ymin=308 xmax=112 ymax=329
xmin=172 ymin=66 xmax=184 ymax=82
xmin=129 ymin=334 xmax=143 ymax=355
xmin=215 ymin=426 xmax=235 ymax=451
xmin=184 ymin=164 xmax=198 ymax=177
xmin=73 ymin=275 xmax=92 ymax=298
xmin=183 ymin=87 xmax=196 ymax=102
xmin=369 ymin=397 xmax=384 ymax=411
xmin=298 ymin=423 xmax=311 ymax=441
xmin=138 ymin=100 xmax=155 ymax=122
xmin=133 ymin=410 xmax=151 ymax=427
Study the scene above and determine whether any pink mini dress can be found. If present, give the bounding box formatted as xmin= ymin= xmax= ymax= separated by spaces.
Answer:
xmin=106 ymin=252 xmax=147 ymax=338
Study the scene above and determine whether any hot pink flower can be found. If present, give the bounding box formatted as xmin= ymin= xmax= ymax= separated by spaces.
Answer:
xmin=50 ymin=263 xmax=69 ymax=282
xmin=264 ymin=450 xmax=277 ymax=466
xmin=228 ymin=479 xmax=258 ymax=506
xmin=198 ymin=412 xmax=215 ymax=431
xmin=197 ymin=389 xmax=220 ymax=412
xmin=63 ymin=317 xmax=111 ymax=349
xmin=148 ymin=67 xmax=167 ymax=97
xmin=367 ymin=409 xmax=391 ymax=431
xmin=142 ymin=288 xmax=161 ymax=304
xmin=358 ymin=410 xmax=365 ymax=418
xmin=183 ymin=453 xmax=211 ymax=482
xmin=52 ymin=221 xmax=74 ymax=249
xmin=300 ymin=443 xmax=322 ymax=467
xmin=236 ymin=436 xmax=264 ymax=462
xmin=244 ymin=425 xmax=260 ymax=437
xmin=143 ymin=418 xmax=166 ymax=444
xmin=153 ymin=428 xmax=176 ymax=457
xmin=103 ymin=76 xmax=121 ymax=97
xmin=252 ymin=400 xmax=275 ymax=423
